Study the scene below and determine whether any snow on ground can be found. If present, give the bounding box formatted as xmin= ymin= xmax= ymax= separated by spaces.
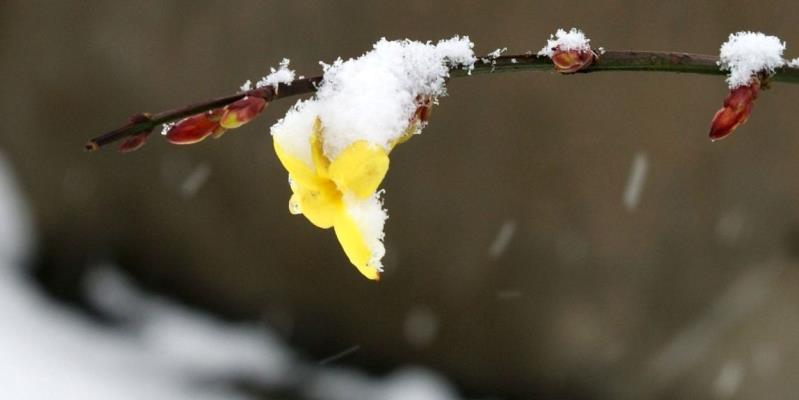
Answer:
xmin=0 ymin=151 xmax=461 ymax=400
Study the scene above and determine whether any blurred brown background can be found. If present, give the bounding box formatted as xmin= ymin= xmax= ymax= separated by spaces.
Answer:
xmin=2 ymin=1 xmax=799 ymax=399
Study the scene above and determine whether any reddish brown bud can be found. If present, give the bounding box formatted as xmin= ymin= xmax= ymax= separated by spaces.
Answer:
xmin=551 ymin=46 xmax=596 ymax=73
xmin=206 ymin=107 xmax=225 ymax=122
xmin=220 ymin=96 xmax=267 ymax=129
xmin=118 ymin=131 xmax=150 ymax=153
xmin=166 ymin=113 xmax=221 ymax=145
xmin=709 ymin=82 xmax=760 ymax=141
xmin=412 ymin=95 xmax=433 ymax=124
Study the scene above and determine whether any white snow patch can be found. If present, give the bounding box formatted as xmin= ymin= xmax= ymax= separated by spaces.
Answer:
xmin=256 ymin=58 xmax=296 ymax=90
xmin=343 ymin=191 xmax=388 ymax=272
xmin=538 ymin=28 xmax=592 ymax=57
xmin=718 ymin=32 xmax=786 ymax=89
xmin=84 ymin=266 xmax=293 ymax=385
xmin=486 ymin=47 xmax=507 ymax=59
xmin=240 ymin=79 xmax=252 ymax=92
xmin=622 ymin=152 xmax=648 ymax=211
xmin=308 ymin=367 xmax=460 ymax=400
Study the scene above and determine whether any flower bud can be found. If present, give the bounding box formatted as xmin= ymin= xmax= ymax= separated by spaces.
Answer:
xmin=550 ymin=46 xmax=596 ymax=73
xmin=412 ymin=95 xmax=433 ymax=124
xmin=219 ymin=96 xmax=267 ymax=129
xmin=709 ymin=82 xmax=759 ymax=141
xmin=119 ymin=131 xmax=150 ymax=153
xmin=118 ymin=113 xmax=153 ymax=152
xmin=166 ymin=112 xmax=222 ymax=145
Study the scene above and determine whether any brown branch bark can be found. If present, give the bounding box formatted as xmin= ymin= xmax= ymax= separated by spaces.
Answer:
xmin=85 ymin=50 xmax=799 ymax=151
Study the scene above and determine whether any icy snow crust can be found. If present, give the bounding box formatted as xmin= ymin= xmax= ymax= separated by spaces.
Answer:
xmin=538 ymin=28 xmax=591 ymax=57
xmin=719 ymin=32 xmax=786 ymax=89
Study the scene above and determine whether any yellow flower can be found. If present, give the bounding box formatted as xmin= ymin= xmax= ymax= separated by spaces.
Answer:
xmin=273 ymin=118 xmax=405 ymax=280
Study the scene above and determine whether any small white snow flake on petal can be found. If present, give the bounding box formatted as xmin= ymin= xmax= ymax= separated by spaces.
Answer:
xmin=256 ymin=58 xmax=296 ymax=90
xmin=718 ymin=32 xmax=786 ymax=89
xmin=538 ymin=28 xmax=591 ymax=57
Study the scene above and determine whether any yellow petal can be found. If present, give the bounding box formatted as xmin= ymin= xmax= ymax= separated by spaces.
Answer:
xmin=334 ymin=211 xmax=380 ymax=280
xmin=388 ymin=123 xmax=417 ymax=151
xmin=309 ymin=117 xmax=331 ymax=179
xmin=273 ymin=139 xmax=324 ymax=190
xmin=328 ymin=140 xmax=389 ymax=199
xmin=291 ymin=181 xmax=341 ymax=229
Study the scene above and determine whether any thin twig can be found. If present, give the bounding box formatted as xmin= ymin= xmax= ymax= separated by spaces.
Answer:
xmin=84 ymin=50 xmax=799 ymax=151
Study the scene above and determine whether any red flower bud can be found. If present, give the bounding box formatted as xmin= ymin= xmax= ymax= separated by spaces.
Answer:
xmin=219 ymin=96 xmax=267 ymax=129
xmin=551 ymin=46 xmax=596 ymax=73
xmin=166 ymin=112 xmax=222 ymax=145
xmin=118 ymin=131 xmax=150 ymax=153
xmin=709 ymin=82 xmax=759 ymax=141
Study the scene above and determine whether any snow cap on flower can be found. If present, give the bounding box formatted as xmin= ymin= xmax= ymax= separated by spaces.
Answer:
xmin=311 ymin=36 xmax=474 ymax=158
xmin=538 ymin=28 xmax=592 ymax=57
xmin=719 ymin=31 xmax=786 ymax=89
xmin=271 ymin=36 xmax=474 ymax=279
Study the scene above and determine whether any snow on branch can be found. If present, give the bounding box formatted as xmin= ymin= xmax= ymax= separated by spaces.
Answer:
xmin=537 ymin=28 xmax=592 ymax=57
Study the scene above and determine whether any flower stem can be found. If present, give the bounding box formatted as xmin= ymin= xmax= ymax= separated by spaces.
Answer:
xmin=85 ymin=50 xmax=799 ymax=151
